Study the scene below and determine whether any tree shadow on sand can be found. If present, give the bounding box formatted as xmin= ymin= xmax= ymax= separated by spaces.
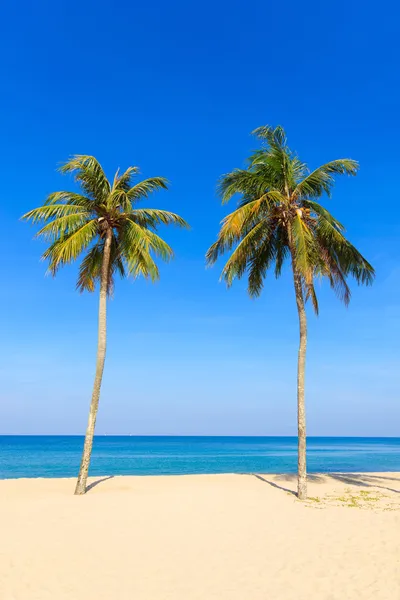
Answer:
xmin=86 ymin=475 xmax=114 ymax=493
xmin=251 ymin=473 xmax=400 ymax=496
xmin=328 ymin=473 xmax=400 ymax=495
xmin=251 ymin=474 xmax=297 ymax=496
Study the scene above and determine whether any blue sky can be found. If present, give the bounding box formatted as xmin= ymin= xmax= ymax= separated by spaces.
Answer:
xmin=0 ymin=0 xmax=399 ymax=436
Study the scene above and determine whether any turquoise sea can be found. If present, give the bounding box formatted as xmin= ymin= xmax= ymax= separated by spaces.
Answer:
xmin=0 ymin=436 xmax=399 ymax=479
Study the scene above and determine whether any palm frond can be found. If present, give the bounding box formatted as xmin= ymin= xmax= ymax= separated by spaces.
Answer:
xmin=289 ymin=157 xmax=309 ymax=186
xmin=59 ymin=155 xmax=111 ymax=203
xmin=304 ymin=282 xmax=319 ymax=315
xmin=127 ymin=177 xmax=169 ymax=205
xmin=247 ymin=231 xmax=280 ymax=296
xmin=302 ymin=200 xmax=345 ymax=231
xmin=220 ymin=220 xmax=274 ymax=288
xmin=208 ymin=124 xmax=373 ymax=309
xmin=22 ymin=204 xmax=89 ymax=224
xmin=43 ymin=191 xmax=94 ymax=209
xmin=129 ymin=208 xmax=189 ymax=229
xmin=43 ymin=219 xmax=98 ymax=275
xmin=293 ymin=159 xmax=359 ymax=199
xmin=315 ymin=218 xmax=375 ymax=286
xmin=274 ymin=228 xmax=289 ymax=278
xmin=77 ymin=242 xmax=104 ymax=293
xmin=23 ymin=156 xmax=185 ymax=293
xmin=106 ymin=189 xmax=130 ymax=212
xmin=113 ymin=166 xmax=140 ymax=192
xmin=290 ymin=213 xmax=318 ymax=280
xmin=206 ymin=192 xmax=283 ymax=266
xmin=36 ymin=213 xmax=91 ymax=241
xmin=122 ymin=240 xmax=160 ymax=281
xmin=127 ymin=218 xmax=173 ymax=261
xmin=218 ymin=169 xmax=270 ymax=204
xmin=206 ymin=200 xmax=263 ymax=264
xmin=252 ymin=125 xmax=287 ymax=149
xmin=77 ymin=236 xmax=125 ymax=294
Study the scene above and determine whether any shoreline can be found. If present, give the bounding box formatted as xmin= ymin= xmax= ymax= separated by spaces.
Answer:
xmin=1 ymin=468 xmax=400 ymax=482
xmin=2 ymin=471 xmax=400 ymax=504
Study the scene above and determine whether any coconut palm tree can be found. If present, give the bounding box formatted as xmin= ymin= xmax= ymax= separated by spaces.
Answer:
xmin=206 ymin=126 xmax=374 ymax=499
xmin=23 ymin=156 xmax=188 ymax=495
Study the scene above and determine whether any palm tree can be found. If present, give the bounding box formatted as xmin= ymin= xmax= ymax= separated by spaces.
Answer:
xmin=23 ymin=156 xmax=188 ymax=495
xmin=206 ymin=126 xmax=374 ymax=499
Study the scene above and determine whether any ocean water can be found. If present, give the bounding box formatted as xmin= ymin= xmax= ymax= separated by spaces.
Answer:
xmin=0 ymin=436 xmax=399 ymax=479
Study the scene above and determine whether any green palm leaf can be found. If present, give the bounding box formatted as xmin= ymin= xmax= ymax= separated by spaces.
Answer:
xmin=302 ymin=200 xmax=345 ymax=231
xmin=22 ymin=204 xmax=89 ymax=223
xmin=36 ymin=213 xmax=91 ymax=241
xmin=290 ymin=213 xmax=318 ymax=280
xmin=127 ymin=177 xmax=169 ymax=204
xmin=207 ymin=123 xmax=374 ymax=312
xmin=113 ymin=166 xmax=140 ymax=192
xmin=77 ymin=242 xmax=104 ymax=293
xmin=293 ymin=159 xmax=359 ymax=199
xmin=129 ymin=208 xmax=189 ymax=229
xmin=121 ymin=217 xmax=174 ymax=261
xmin=43 ymin=220 xmax=98 ymax=274
xmin=60 ymin=155 xmax=110 ymax=203
xmin=220 ymin=220 xmax=271 ymax=288
xmin=43 ymin=191 xmax=94 ymax=209
xmin=23 ymin=156 xmax=187 ymax=289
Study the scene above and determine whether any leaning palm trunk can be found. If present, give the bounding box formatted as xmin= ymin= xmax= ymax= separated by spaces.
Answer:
xmin=291 ymin=263 xmax=308 ymax=500
xmin=23 ymin=156 xmax=188 ymax=496
xmin=74 ymin=228 xmax=112 ymax=495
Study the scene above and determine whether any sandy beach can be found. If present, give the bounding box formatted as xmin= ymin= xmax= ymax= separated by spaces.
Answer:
xmin=1 ymin=472 xmax=399 ymax=599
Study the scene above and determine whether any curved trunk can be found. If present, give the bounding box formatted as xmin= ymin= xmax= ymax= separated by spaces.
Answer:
xmin=74 ymin=228 xmax=112 ymax=495
xmin=291 ymin=264 xmax=308 ymax=500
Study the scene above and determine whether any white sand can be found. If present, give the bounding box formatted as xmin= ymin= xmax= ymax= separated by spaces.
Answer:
xmin=1 ymin=472 xmax=399 ymax=599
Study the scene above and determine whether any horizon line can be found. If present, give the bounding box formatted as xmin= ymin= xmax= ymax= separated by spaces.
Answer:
xmin=1 ymin=434 xmax=399 ymax=439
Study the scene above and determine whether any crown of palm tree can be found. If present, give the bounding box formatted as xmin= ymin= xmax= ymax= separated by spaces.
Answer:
xmin=22 ymin=155 xmax=188 ymax=293
xmin=206 ymin=125 xmax=374 ymax=312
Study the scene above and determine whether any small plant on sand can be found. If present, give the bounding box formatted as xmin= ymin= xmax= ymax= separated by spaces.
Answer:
xmin=335 ymin=490 xmax=383 ymax=508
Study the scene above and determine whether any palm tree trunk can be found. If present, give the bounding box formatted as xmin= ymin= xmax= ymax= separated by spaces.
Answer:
xmin=74 ymin=228 xmax=112 ymax=495
xmin=291 ymin=264 xmax=308 ymax=500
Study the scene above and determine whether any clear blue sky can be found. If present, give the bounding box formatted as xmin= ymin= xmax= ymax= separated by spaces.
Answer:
xmin=0 ymin=0 xmax=399 ymax=436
